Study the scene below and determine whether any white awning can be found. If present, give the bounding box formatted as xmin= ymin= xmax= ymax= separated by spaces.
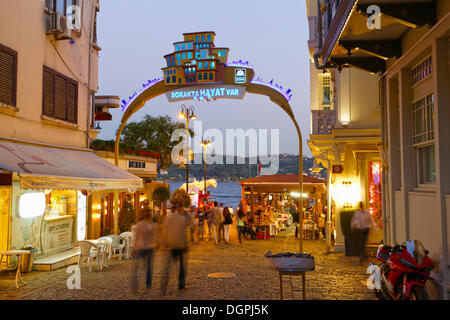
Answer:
xmin=0 ymin=140 xmax=143 ymax=191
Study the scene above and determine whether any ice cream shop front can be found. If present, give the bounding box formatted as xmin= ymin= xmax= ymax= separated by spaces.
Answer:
xmin=0 ymin=139 xmax=142 ymax=270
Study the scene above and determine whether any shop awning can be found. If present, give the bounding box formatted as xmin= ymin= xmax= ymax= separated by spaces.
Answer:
xmin=0 ymin=140 xmax=143 ymax=191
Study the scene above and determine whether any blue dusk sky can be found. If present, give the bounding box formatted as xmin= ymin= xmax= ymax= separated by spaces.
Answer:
xmin=96 ymin=0 xmax=311 ymax=156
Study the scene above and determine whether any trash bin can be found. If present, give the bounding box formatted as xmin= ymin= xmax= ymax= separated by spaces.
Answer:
xmin=20 ymin=245 xmax=36 ymax=273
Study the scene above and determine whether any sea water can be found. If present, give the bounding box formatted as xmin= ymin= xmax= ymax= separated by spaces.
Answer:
xmin=168 ymin=181 xmax=242 ymax=210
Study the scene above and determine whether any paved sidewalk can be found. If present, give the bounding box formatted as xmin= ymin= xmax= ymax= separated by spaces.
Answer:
xmin=0 ymin=227 xmax=374 ymax=300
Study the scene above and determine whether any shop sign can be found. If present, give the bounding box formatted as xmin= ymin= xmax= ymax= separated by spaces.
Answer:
xmin=42 ymin=218 xmax=73 ymax=255
xmin=235 ymin=69 xmax=246 ymax=83
xmin=166 ymin=85 xmax=246 ymax=102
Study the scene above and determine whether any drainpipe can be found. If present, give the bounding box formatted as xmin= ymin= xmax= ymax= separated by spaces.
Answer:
xmin=86 ymin=1 xmax=95 ymax=149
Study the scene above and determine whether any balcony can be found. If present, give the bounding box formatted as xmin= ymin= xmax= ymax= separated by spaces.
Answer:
xmin=311 ymin=109 xmax=337 ymax=134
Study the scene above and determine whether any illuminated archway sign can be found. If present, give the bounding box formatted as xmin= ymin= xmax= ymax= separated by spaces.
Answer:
xmin=114 ymin=31 xmax=304 ymax=251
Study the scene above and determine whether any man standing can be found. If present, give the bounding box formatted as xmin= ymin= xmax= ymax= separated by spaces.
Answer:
xmin=210 ymin=201 xmax=223 ymax=244
xmin=351 ymin=201 xmax=377 ymax=265
xmin=218 ymin=202 xmax=225 ymax=242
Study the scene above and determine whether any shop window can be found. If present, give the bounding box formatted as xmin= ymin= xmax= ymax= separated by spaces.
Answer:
xmin=411 ymin=56 xmax=432 ymax=86
xmin=42 ymin=66 xmax=78 ymax=124
xmin=0 ymin=43 xmax=17 ymax=107
xmin=209 ymin=73 xmax=213 ymax=80
xmin=368 ymin=161 xmax=383 ymax=228
xmin=412 ymin=94 xmax=435 ymax=184
xmin=321 ymin=74 xmax=331 ymax=108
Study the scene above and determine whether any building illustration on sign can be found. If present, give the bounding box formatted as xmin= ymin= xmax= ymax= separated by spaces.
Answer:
xmin=162 ymin=31 xmax=229 ymax=85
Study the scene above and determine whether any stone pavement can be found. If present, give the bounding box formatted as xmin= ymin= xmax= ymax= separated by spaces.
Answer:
xmin=0 ymin=226 xmax=375 ymax=300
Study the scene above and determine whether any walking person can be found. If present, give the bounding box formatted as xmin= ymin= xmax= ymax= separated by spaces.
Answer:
xmin=130 ymin=207 xmax=158 ymax=294
xmin=188 ymin=205 xmax=196 ymax=243
xmin=351 ymin=201 xmax=377 ymax=265
xmin=222 ymin=207 xmax=233 ymax=244
xmin=236 ymin=207 xmax=246 ymax=244
xmin=206 ymin=207 xmax=213 ymax=240
xmin=218 ymin=202 xmax=225 ymax=242
xmin=196 ymin=207 xmax=206 ymax=240
xmin=160 ymin=190 xmax=191 ymax=293
xmin=210 ymin=201 xmax=223 ymax=244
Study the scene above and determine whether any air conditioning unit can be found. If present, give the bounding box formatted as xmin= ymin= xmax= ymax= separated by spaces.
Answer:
xmin=47 ymin=12 xmax=72 ymax=40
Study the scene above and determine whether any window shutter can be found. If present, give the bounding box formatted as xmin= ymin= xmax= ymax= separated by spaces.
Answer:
xmin=67 ymin=82 xmax=77 ymax=123
xmin=42 ymin=66 xmax=78 ymax=124
xmin=43 ymin=70 xmax=55 ymax=116
xmin=0 ymin=45 xmax=17 ymax=106
xmin=54 ymin=75 xmax=67 ymax=120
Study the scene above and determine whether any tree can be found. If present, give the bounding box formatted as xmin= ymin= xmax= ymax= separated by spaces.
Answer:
xmin=119 ymin=115 xmax=194 ymax=175
xmin=152 ymin=182 xmax=171 ymax=218
xmin=170 ymin=188 xmax=191 ymax=209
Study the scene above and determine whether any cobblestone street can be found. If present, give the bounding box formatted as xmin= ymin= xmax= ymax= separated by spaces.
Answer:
xmin=0 ymin=227 xmax=374 ymax=300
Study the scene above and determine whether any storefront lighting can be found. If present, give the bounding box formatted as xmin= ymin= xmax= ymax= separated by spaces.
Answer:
xmin=290 ymin=192 xmax=308 ymax=198
xmin=97 ymin=204 xmax=101 ymax=210
xmin=19 ymin=192 xmax=46 ymax=218
xmin=77 ymin=191 xmax=86 ymax=241
xmin=96 ymin=213 xmax=100 ymax=219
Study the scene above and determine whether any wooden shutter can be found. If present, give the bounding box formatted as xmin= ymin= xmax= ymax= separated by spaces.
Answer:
xmin=42 ymin=66 xmax=78 ymax=124
xmin=0 ymin=44 xmax=17 ymax=106
xmin=43 ymin=70 xmax=55 ymax=117
xmin=54 ymin=75 xmax=67 ymax=120
xmin=66 ymin=82 xmax=77 ymax=123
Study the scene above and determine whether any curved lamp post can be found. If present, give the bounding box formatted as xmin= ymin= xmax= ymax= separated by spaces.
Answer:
xmin=200 ymin=137 xmax=211 ymax=192
xmin=178 ymin=105 xmax=196 ymax=194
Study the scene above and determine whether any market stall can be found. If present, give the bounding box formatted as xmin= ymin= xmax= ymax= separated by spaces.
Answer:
xmin=238 ymin=174 xmax=327 ymax=239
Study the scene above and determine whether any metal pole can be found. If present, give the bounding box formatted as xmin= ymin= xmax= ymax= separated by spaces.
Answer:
xmin=203 ymin=146 xmax=207 ymax=192
xmin=186 ymin=117 xmax=189 ymax=193
xmin=327 ymin=159 xmax=332 ymax=253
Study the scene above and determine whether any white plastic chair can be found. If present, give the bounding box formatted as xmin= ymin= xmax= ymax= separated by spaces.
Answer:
xmin=108 ymin=234 xmax=126 ymax=260
xmin=120 ymin=231 xmax=133 ymax=260
xmin=77 ymin=241 xmax=102 ymax=272
xmin=97 ymin=236 xmax=113 ymax=266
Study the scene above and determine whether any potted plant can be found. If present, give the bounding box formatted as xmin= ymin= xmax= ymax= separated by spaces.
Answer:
xmin=339 ymin=208 xmax=359 ymax=256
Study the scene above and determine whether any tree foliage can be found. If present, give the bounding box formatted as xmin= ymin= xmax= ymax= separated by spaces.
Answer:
xmin=118 ymin=196 xmax=136 ymax=233
xmin=119 ymin=115 xmax=194 ymax=174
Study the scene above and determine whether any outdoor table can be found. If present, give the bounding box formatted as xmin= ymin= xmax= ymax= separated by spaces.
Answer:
xmin=278 ymin=269 xmax=306 ymax=300
xmin=0 ymin=250 xmax=31 ymax=288
xmin=86 ymin=239 xmax=110 ymax=270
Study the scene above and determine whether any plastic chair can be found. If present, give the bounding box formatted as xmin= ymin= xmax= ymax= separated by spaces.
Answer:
xmin=77 ymin=241 xmax=102 ymax=272
xmin=108 ymin=234 xmax=126 ymax=260
xmin=97 ymin=236 xmax=113 ymax=266
xmin=120 ymin=231 xmax=133 ymax=260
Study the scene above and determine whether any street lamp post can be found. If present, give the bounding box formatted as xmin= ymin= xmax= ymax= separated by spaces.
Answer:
xmin=200 ymin=137 xmax=211 ymax=192
xmin=178 ymin=105 xmax=196 ymax=194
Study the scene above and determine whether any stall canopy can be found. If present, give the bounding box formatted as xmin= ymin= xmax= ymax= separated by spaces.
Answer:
xmin=239 ymin=174 xmax=326 ymax=193
xmin=0 ymin=140 xmax=143 ymax=191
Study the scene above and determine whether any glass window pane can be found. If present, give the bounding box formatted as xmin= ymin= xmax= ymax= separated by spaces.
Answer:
xmin=323 ymin=86 xmax=330 ymax=105
xmin=56 ymin=0 xmax=66 ymax=15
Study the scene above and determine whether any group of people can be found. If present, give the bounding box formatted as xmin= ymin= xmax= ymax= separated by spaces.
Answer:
xmin=194 ymin=201 xmax=234 ymax=244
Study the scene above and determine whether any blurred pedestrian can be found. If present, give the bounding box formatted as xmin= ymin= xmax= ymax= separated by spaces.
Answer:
xmin=218 ymin=202 xmax=225 ymax=241
xmin=222 ymin=207 xmax=233 ymax=244
xmin=130 ymin=206 xmax=158 ymax=294
xmin=210 ymin=201 xmax=223 ymax=244
xmin=351 ymin=201 xmax=377 ymax=265
xmin=196 ymin=207 xmax=206 ymax=240
xmin=160 ymin=190 xmax=191 ymax=293
xmin=291 ymin=201 xmax=300 ymax=239
xmin=188 ymin=205 xmax=196 ymax=243
xmin=206 ymin=207 xmax=213 ymax=240
xmin=236 ymin=208 xmax=246 ymax=244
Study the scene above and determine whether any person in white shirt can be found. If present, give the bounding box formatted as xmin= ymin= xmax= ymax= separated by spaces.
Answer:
xmin=351 ymin=201 xmax=377 ymax=264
